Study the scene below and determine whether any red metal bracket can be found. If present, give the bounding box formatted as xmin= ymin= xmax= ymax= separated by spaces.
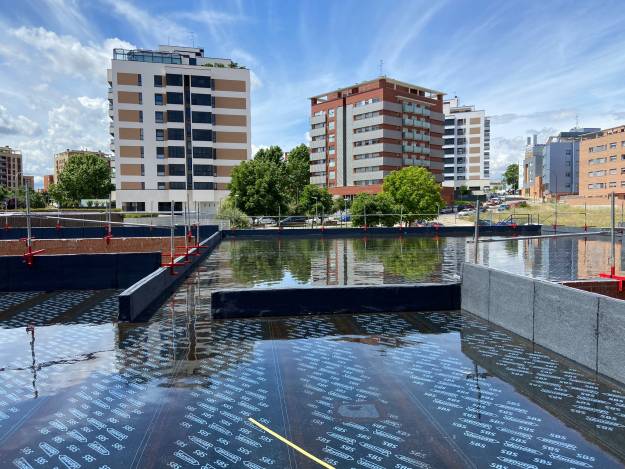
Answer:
xmin=599 ymin=267 xmax=625 ymax=291
xmin=23 ymin=246 xmax=46 ymax=267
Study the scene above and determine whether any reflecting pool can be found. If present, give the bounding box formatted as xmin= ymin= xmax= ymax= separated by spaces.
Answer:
xmin=1 ymin=289 xmax=624 ymax=468
xmin=198 ymin=235 xmax=624 ymax=288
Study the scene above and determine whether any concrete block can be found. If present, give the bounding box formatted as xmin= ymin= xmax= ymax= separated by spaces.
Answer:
xmin=461 ymin=263 xmax=490 ymax=320
xmin=488 ymin=269 xmax=534 ymax=340
xmin=534 ymin=281 xmax=599 ymax=370
xmin=211 ymin=283 xmax=461 ymax=319
xmin=598 ymin=296 xmax=625 ymax=384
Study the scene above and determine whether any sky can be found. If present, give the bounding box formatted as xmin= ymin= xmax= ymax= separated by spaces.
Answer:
xmin=1 ymin=0 xmax=625 ymax=187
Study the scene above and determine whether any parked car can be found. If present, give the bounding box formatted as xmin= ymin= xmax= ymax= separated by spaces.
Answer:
xmin=440 ymin=207 xmax=454 ymax=214
xmin=497 ymin=204 xmax=510 ymax=212
xmin=341 ymin=214 xmax=351 ymax=222
xmin=278 ymin=216 xmax=308 ymax=226
xmin=258 ymin=217 xmax=276 ymax=225
xmin=458 ymin=209 xmax=475 ymax=217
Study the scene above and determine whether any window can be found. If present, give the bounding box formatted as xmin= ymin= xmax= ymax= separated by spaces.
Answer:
xmin=167 ymin=128 xmax=184 ymax=140
xmin=353 ymin=152 xmax=382 ymax=160
xmin=168 ymin=146 xmax=184 ymax=158
xmin=139 ymin=128 xmax=144 ymax=140
xmin=192 ymin=111 xmax=212 ymax=123
xmin=166 ymin=74 xmax=182 ymax=86
xmin=328 ymin=135 xmax=335 ymax=143
xmin=137 ymin=74 xmax=142 ymax=86
xmin=354 ymin=111 xmax=381 ymax=121
xmin=155 ymin=111 xmax=164 ymax=123
xmin=169 ymin=182 xmax=186 ymax=190
xmin=311 ymin=123 xmax=325 ymax=129
xmin=154 ymin=93 xmax=164 ymax=105
xmin=354 ymin=97 xmax=380 ymax=107
xmin=193 ymin=147 xmax=213 ymax=158
xmin=157 ymin=165 xmax=166 ymax=176
xmin=192 ymin=129 xmax=212 ymax=141
xmin=610 ymin=168 xmax=617 ymax=175
xmin=166 ymin=92 xmax=183 ymax=104
xmin=157 ymin=182 xmax=166 ymax=190
xmin=154 ymin=75 xmax=163 ymax=87
xmin=610 ymin=155 xmax=617 ymax=161
xmin=191 ymin=76 xmax=212 ymax=88
xmin=193 ymin=164 xmax=213 ymax=176
xmin=156 ymin=147 xmax=165 ymax=159
xmin=444 ymin=128 xmax=454 ymax=135
xmin=138 ymin=93 xmax=143 ymax=104
xmin=329 ymin=146 xmax=335 ymax=155
xmin=610 ymin=142 xmax=617 ymax=148
xmin=156 ymin=129 xmax=164 ymax=141
xmin=444 ymin=148 xmax=455 ymax=154
xmin=167 ymin=110 xmax=184 ymax=122
xmin=191 ymin=93 xmax=211 ymax=106
xmin=329 ymin=109 xmax=335 ymax=117
xmin=140 ymin=146 xmax=144 ymax=158
xmin=457 ymin=119 xmax=466 ymax=125
xmin=329 ymin=121 xmax=335 ymax=130
xmin=609 ymin=181 xmax=617 ymax=188
xmin=138 ymin=110 xmax=143 ymax=122
xmin=168 ymin=164 xmax=185 ymax=176
xmin=194 ymin=182 xmax=214 ymax=190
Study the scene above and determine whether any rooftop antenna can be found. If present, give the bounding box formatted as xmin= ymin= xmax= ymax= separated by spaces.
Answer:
xmin=379 ymin=59 xmax=384 ymax=77
xmin=191 ymin=31 xmax=195 ymax=48
xmin=575 ymin=113 xmax=580 ymax=130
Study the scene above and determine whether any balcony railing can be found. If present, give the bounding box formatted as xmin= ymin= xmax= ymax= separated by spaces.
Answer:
xmin=113 ymin=48 xmax=182 ymax=64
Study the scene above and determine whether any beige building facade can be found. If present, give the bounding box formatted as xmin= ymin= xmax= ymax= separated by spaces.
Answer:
xmin=579 ymin=125 xmax=625 ymax=199
xmin=109 ymin=45 xmax=251 ymax=212
xmin=0 ymin=146 xmax=23 ymax=189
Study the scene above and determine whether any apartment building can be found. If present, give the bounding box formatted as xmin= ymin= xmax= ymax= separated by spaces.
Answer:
xmin=54 ymin=149 xmax=109 ymax=182
xmin=109 ymin=45 xmax=251 ymax=212
xmin=580 ymin=125 xmax=625 ymax=198
xmin=522 ymin=135 xmax=545 ymax=198
xmin=43 ymin=175 xmax=54 ymax=191
xmin=442 ymin=98 xmax=491 ymax=194
xmin=23 ymin=175 xmax=34 ymax=190
xmin=309 ymin=77 xmax=445 ymax=197
xmin=0 ymin=146 xmax=23 ymax=189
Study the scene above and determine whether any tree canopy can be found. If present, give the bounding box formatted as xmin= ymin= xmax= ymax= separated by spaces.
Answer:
xmin=351 ymin=193 xmax=399 ymax=227
xmin=49 ymin=153 xmax=113 ymax=207
xmin=254 ymin=145 xmax=284 ymax=164
xmin=503 ymin=163 xmax=519 ymax=189
xmin=228 ymin=143 xmax=312 ymax=216
xmin=229 ymin=158 xmax=288 ymax=216
xmin=382 ymin=166 xmax=444 ymax=222
xmin=299 ymin=184 xmax=332 ymax=216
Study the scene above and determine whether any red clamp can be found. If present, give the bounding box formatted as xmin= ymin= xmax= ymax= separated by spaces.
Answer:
xmin=4 ymin=223 xmax=10 ymax=231
xmin=512 ymin=223 xmax=518 ymax=229
xmin=23 ymin=246 xmax=46 ymax=267
xmin=364 ymin=224 xmax=368 ymax=232
xmin=104 ymin=233 xmax=113 ymax=245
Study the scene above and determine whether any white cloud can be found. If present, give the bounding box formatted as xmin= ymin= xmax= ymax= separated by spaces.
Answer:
xmin=0 ymin=105 xmax=40 ymax=136
xmin=6 ymin=27 xmax=133 ymax=81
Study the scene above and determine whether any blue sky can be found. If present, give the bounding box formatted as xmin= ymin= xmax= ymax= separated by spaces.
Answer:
xmin=1 ymin=0 xmax=625 ymax=186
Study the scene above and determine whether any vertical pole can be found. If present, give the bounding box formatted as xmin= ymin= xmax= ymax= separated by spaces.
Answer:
xmin=473 ymin=196 xmax=479 ymax=264
xmin=364 ymin=205 xmax=367 ymax=228
xmin=344 ymin=198 xmax=347 ymax=229
xmin=611 ymin=191 xmax=616 ymax=276
xmin=183 ymin=201 xmax=189 ymax=257
xmin=196 ymin=201 xmax=200 ymax=244
xmin=278 ymin=204 xmax=281 ymax=228
xmin=170 ymin=202 xmax=174 ymax=264
xmin=107 ymin=193 xmax=112 ymax=236
xmin=25 ymin=185 xmax=32 ymax=253
xmin=554 ymin=194 xmax=557 ymax=233
xmin=584 ymin=202 xmax=587 ymax=231
xmin=400 ymin=205 xmax=403 ymax=228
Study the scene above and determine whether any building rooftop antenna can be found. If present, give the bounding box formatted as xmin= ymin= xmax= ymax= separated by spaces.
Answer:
xmin=379 ymin=59 xmax=384 ymax=77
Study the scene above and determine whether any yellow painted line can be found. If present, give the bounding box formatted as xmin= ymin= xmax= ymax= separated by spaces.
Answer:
xmin=248 ymin=418 xmax=335 ymax=469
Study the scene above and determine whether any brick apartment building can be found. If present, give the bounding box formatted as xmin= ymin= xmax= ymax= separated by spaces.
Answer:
xmin=0 ymin=145 xmax=23 ymax=190
xmin=580 ymin=125 xmax=625 ymax=199
xmin=309 ymin=77 xmax=446 ymax=198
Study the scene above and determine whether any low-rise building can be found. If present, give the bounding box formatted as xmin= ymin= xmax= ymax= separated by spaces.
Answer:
xmin=0 ymin=145 xmax=23 ymax=189
xmin=522 ymin=135 xmax=545 ymax=199
xmin=23 ymin=175 xmax=34 ymax=190
xmin=54 ymin=149 xmax=109 ymax=182
xmin=579 ymin=125 xmax=625 ymax=199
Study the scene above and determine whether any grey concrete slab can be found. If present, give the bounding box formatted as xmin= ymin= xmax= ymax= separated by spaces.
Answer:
xmin=461 ymin=263 xmax=490 ymax=320
xmin=534 ymin=281 xmax=599 ymax=370
xmin=598 ymin=296 xmax=625 ymax=384
xmin=488 ymin=269 xmax=535 ymax=340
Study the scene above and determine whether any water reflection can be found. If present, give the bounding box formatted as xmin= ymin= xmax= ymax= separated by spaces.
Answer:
xmin=211 ymin=235 xmax=625 ymax=288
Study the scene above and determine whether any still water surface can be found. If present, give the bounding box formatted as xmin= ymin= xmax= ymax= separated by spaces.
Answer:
xmin=1 ymin=235 xmax=624 ymax=468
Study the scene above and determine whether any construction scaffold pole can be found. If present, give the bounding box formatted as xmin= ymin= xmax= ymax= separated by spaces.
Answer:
xmin=611 ymin=191 xmax=616 ymax=276
xmin=473 ymin=196 xmax=479 ymax=264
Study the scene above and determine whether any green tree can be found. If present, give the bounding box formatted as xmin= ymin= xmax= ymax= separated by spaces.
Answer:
xmin=299 ymin=184 xmax=332 ymax=217
xmin=217 ymin=197 xmax=250 ymax=228
xmin=285 ymin=144 xmax=310 ymax=210
xmin=332 ymin=196 xmax=351 ymax=214
xmin=382 ymin=167 xmax=444 ymax=222
xmin=254 ymin=145 xmax=283 ymax=164
xmin=54 ymin=153 xmax=113 ymax=207
xmin=351 ymin=193 xmax=399 ymax=227
xmin=459 ymin=185 xmax=471 ymax=196
xmin=229 ymin=158 xmax=288 ymax=216
xmin=503 ymin=163 xmax=519 ymax=190
xmin=29 ymin=190 xmax=47 ymax=209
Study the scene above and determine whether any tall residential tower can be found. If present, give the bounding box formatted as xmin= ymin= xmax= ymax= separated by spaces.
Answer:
xmin=0 ymin=146 xmax=23 ymax=190
xmin=442 ymin=98 xmax=491 ymax=194
xmin=108 ymin=45 xmax=251 ymax=212
xmin=309 ymin=77 xmax=445 ymax=197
